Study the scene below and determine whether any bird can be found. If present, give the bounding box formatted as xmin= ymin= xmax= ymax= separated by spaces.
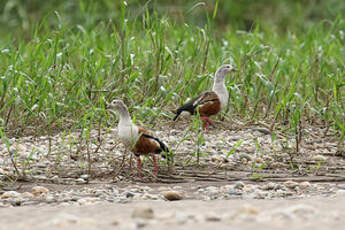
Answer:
xmin=173 ymin=64 xmax=238 ymax=131
xmin=107 ymin=99 xmax=170 ymax=176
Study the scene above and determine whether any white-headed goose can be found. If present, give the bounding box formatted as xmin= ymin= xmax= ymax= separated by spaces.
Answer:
xmin=173 ymin=64 xmax=237 ymax=130
xmin=107 ymin=99 xmax=170 ymax=176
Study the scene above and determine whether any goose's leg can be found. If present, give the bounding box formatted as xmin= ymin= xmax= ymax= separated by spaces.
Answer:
xmin=136 ymin=156 xmax=142 ymax=177
xmin=200 ymin=116 xmax=209 ymax=132
xmin=151 ymin=153 xmax=159 ymax=175
xmin=205 ymin=117 xmax=216 ymax=127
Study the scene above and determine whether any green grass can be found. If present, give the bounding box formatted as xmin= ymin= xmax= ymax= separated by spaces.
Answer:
xmin=0 ymin=3 xmax=344 ymax=143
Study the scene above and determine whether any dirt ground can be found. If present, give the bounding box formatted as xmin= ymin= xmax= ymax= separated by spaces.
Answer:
xmin=1 ymin=122 xmax=345 ymax=229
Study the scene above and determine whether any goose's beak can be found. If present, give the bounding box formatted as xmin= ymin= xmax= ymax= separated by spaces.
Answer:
xmin=104 ymin=100 xmax=110 ymax=109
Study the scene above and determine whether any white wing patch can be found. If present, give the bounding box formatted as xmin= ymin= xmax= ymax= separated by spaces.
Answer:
xmin=192 ymin=95 xmax=204 ymax=107
xmin=118 ymin=123 xmax=140 ymax=148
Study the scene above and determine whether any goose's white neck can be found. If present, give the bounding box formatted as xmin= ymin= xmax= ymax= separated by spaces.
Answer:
xmin=117 ymin=109 xmax=132 ymax=127
xmin=116 ymin=107 xmax=139 ymax=147
xmin=212 ymin=73 xmax=228 ymax=109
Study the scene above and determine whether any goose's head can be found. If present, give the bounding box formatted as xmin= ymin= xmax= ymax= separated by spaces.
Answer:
xmin=216 ymin=64 xmax=237 ymax=76
xmin=106 ymin=99 xmax=128 ymax=113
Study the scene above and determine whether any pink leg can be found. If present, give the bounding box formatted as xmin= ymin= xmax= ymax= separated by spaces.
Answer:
xmin=151 ymin=154 xmax=159 ymax=175
xmin=200 ymin=116 xmax=210 ymax=132
xmin=205 ymin=117 xmax=216 ymax=127
xmin=136 ymin=157 xmax=142 ymax=177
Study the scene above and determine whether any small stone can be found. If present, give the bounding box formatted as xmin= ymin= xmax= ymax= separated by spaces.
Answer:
xmin=254 ymin=190 xmax=268 ymax=199
xmin=80 ymin=174 xmax=89 ymax=180
xmin=234 ymin=181 xmax=245 ymax=190
xmin=284 ymin=181 xmax=298 ymax=189
xmin=206 ymin=186 xmax=219 ymax=193
xmin=0 ymin=201 xmax=9 ymax=207
xmin=270 ymin=162 xmax=288 ymax=169
xmin=205 ymin=214 xmax=221 ymax=222
xmin=76 ymin=178 xmax=86 ymax=184
xmin=299 ymin=182 xmax=312 ymax=189
xmin=157 ymin=186 xmax=168 ymax=191
xmin=10 ymin=198 xmax=22 ymax=206
xmin=140 ymin=193 xmax=159 ymax=200
xmin=312 ymin=155 xmax=327 ymax=161
xmin=227 ymin=189 xmax=242 ymax=195
xmin=136 ymin=219 xmax=148 ymax=228
xmin=239 ymin=153 xmax=252 ymax=161
xmin=1 ymin=191 xmax=21 ymax=199
xmin=243 ymin=184 xmax=256 ymax=193
xmin=126 ymin=192 xmax=135 ymax=198
xmin=21 ymin=192 xmax=34 ymax=199
xmin=163 ymin=191 xmax=183 ymax=201
xmin=32 ymin=186 xmax=49 ymax=197
xmin=254 ymin=157 xmax=264 ymax=163
xmin=46 ymin=195 xmax=56 ymax=203
xmin=132 ymin=206 xmax=154 ymax=219
xmin=173 ymin=186 xmax=182 ymax=190
xmin=77 ymin=197 xmax=100 ymax=205
xmin=261 ymin=182 xmax=276 ymax=190
xmin=252 ymin=127 xmax=271 ymax=135
xmin=51 ymin=175 xmax=59 ymax=181
xmin=111 ymin=220 xmax=119 ymax=226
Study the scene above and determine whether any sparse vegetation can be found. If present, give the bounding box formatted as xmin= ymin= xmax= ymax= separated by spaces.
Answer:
xmin=0 ymin=1 xmax=344 ymax=184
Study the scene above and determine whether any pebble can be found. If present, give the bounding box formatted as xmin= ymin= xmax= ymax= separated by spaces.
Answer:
xmin=0 ymin=201 xmax=8 ymax=207
xmin=205 ymin=214 xmax=222 ymax=222
xmin=80 ymin=174 xmax=89 ymax=180
xmin=270 ymin=162 xmax=288 ymax=169
xmin=254 ymin=157 xmax=264 ymax=163
xmin=234 ymin=181 xmax=245 ymax=190
xmin=76 ymin=178 xmax=86 ymax=184
xmin=227 ymin=189 xmax=242 ymax=195
xmin=1 ymin=191 xmax=21 ymax=199
xmin=10 ymin=198 xmax=22 ymax=206
xmin=136 ymin=219 xmax=149 ymax=228
xmin=284 ymin=181 xmax=298 ymax=189
xmin=261 ymin=182 xmax=276 ymax=191
xmin=239 ymin=153 xmax=252 ymax=161
xmin=132 ymin=206 xmax=154 ymax=219
xmin=32 ymin=186 xmax=49 ymax=196
xmin=163 ymin=191 xmax=183 ymax=201
xmin=299 ymin=181 xmax=312 ymax=189
xmin=125 ymin=192 xmax=135 ymax=198
xmin=312 ymin=155 xmax=327 ymax=161
xmin=21 ymin=192 xmax=35 ymax=199
xmin=243 ymin=184 xmax=256 ymax=193
xmin=77 ymin=197 xmax=100 ymax=205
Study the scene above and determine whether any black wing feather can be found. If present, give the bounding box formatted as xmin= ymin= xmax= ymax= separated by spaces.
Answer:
xmin=141 ymin=134 xmax=169 ymax=152
xmin=173 ymin=92 xmax=213 ymax=121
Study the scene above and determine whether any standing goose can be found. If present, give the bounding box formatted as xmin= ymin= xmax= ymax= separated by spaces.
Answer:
xmin=173 ymin=64 xmax=237 ymax=130
xmin=107 ymin=99 xmax=170 ymax=176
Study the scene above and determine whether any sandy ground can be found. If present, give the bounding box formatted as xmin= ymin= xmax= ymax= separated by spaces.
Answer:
xmin=1 ymin=196 xmax=345 ymax=230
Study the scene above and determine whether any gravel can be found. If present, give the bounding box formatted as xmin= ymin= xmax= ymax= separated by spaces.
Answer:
xmin=0 ymin=122 xmax=344 ymax=215
xmin=1 ymin=180 xmax=344 ymax=208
